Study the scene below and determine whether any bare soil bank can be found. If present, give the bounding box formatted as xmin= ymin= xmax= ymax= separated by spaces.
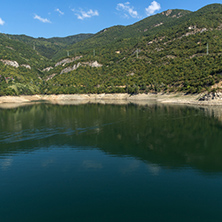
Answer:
xmin=1 ymin=93 xmax=222 ymax=108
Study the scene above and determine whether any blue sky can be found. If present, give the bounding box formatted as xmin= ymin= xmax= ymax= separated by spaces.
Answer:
xmin=0 ymin=0 xmax=221 ymax=38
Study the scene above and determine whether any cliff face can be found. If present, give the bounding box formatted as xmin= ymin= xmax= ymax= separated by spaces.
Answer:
xmin=199 ymin=92 xmax=222 ymax=101
xmin=0 ymin=59 xmax=19 ymax=68
xmin=0 ymin=59 xmax=31 ymax=69
xmin=60 ymin=61 xmax=103 ymax=74
xmin=55 ymin=56 xmax=83 ymax=67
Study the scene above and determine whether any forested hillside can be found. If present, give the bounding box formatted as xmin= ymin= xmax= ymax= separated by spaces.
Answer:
xmin=0 ymin=3 xmax=222 ymax=96
xmin=6 ymin=33 xmax=93 ymax=59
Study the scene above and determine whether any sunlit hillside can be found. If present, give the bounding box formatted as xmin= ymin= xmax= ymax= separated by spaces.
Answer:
xmin=0 ymin=3 xmax=222 ymax=96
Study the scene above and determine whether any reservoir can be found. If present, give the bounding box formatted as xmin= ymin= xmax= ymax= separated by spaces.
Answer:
xmin=1 ymin=103 xmax=222 ymax=221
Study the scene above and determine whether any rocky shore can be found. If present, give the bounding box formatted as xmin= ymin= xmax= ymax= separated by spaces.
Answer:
xmin=1 ymin=93 xmax=222 ymax=108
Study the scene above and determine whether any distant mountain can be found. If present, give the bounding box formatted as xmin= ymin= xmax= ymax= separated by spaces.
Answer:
xmin=58 ymin=4 xmax=221 ymax=59
xmin=46 ymin=34 xmax=93 ymax=46
xmin=53 ymin=9 xmax=191 ymax=60
xmin=5 ymin=33 xmax=93 ymax=59
xmin=0 ymin=3 xmax=222 ymax=96
xmin=0 ymin=33 xmax=45 ymax=65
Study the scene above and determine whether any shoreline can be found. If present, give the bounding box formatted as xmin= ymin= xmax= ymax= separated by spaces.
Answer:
xmin=1 ymin=93 xmax=222 ymax=108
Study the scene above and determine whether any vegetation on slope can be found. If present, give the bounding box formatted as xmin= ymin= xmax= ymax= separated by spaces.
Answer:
xmin=7 ymin=33 xmax=93 ymax=59
xmin=0 ymin=3 xmax=222 ymax=96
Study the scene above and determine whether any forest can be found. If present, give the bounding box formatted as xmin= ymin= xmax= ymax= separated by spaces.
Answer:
xmin=0 ymin=3 xmax=222 ymax=96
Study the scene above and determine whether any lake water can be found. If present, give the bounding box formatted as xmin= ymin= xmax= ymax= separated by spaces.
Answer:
xmin=1 ymin=103 xmax=222 ymax=222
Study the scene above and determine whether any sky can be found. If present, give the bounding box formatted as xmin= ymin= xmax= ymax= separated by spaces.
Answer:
xmin=0 ymin=0 xmax=221 ymax=38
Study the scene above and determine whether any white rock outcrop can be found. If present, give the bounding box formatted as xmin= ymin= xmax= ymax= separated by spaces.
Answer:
xmin=89 ymin=61 xmax=103 ymax=68
xmin=46 ymin=73 xmax=57 ymax=81
xmin=0 ymin=59 xmax=19 ymax=68
xmin=60 ymin=61 xmax=102 ymax=74
xmin=154 ymin=22 xmax=163 ymax=27
xmin=43 ymin=67 xmax=53 ymax=72
xmin=60 ymin=62 xmax=81 ymax=74
xmin=60 ymin=67 xmax=74 ymax=74
xmin=199 ymin=93 xmax=222 ymax=101
xmin=21 ymin=64 xmax=31 ymax=69
xmin=162 ymin=10 xmax=172 ymax=16
xmin=55 ymin=56 xmax=83 ymax=67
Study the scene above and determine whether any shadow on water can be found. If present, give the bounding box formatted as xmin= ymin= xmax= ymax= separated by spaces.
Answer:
xmin=1 ymin=103 xmax=222 ymax=173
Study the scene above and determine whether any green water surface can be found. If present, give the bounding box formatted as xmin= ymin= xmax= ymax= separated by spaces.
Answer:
xmin=1 ymin=103 xmax=222 ymax=222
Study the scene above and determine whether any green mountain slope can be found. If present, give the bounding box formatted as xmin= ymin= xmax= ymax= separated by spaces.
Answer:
xmin=0 ymin=3 xmax=222 ymax=96
xmin=0 ymin=33 xmax=51 ymax=95
xmin=44 ymin=3 xmax=222 ymax=95
xmin=46 ymin=34 xmax=93 ymax=46
xmin=52 ymin=9 xmax=191 ymax=60
xmin=7 ymin=33 xmax=93 ymax=59
xmin=0 ymin=33 xmax=93 ymax=95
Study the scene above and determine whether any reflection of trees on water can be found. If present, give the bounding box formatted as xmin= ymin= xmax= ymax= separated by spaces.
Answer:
xmin=199 ymin=106 xmax=222 ymax=124
xmin=1 ymin=103 xmax=222 ymax=173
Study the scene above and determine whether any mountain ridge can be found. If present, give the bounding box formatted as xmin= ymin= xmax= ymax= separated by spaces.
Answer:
xmin=0 ymin=3 xmax=222 ymax=96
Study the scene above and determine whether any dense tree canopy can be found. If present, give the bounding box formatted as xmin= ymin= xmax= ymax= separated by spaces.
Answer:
xmin=0 ymin=3 xmax=222 ymax=96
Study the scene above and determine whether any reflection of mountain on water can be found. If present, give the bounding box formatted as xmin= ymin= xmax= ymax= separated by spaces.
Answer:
xmin=1 ymin=103 xmax=222 ymax=173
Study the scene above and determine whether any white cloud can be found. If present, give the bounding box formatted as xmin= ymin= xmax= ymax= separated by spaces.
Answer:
xmin=55 ymin=8 xmax=64 ymax=15
xmin=0 ymin=18 xmax=5 ymax=25
xmin=116 ymin=2 xmax=139 ymax=18
xmin=145 ymin=1 xmax=161 ymax=16
xmin=34 ymin=14 xmax=51 ymax=23
xmin=73 ymin=9 xmax=99 ymax=20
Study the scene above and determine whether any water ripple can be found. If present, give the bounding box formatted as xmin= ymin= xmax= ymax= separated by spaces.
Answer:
xmin=0 ymin=127 xmax=65 ymax=144
xmin=0 ymin=123 xmax=114 ymax=144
